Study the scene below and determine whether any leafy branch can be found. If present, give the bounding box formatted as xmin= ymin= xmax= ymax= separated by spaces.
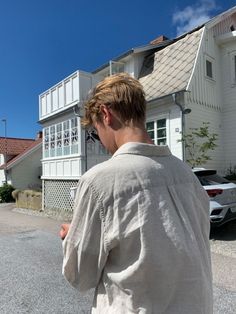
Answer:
xmin=178 ymin=122 xmax=218 ymax=168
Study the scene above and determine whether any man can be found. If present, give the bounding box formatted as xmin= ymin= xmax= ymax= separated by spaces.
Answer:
xmin=62 ymin=73 xmax=213 ymax=313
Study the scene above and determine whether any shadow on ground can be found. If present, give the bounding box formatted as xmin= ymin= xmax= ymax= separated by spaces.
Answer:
xmin=210 ymin=220 xmax=236 ymax=241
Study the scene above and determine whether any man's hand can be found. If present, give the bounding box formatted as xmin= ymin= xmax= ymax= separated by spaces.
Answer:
xmin=60 ymin=223 xmax=71 ymax=240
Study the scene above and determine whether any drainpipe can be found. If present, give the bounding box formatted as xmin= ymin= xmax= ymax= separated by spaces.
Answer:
xmin=172 ymin=94 xmax=191 ymax=162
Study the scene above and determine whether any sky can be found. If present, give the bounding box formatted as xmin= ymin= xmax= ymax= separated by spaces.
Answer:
xmin=0 ymin=0 xmax=235 ymax=139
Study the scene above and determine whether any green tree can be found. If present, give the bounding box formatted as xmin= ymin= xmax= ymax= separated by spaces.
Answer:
xmin=179 ymin=122 xmax=218 ymax=168
xmin=0 ymin=183 xmax=14 ymax=203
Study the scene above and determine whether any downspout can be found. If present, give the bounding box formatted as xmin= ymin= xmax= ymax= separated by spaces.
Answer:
xmin=172 ymin=93 xmax=191 ymax=162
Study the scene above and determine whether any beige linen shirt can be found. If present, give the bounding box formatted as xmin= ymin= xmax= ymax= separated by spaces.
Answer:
xmin=62 ymin=142 xmax=213 ymax=314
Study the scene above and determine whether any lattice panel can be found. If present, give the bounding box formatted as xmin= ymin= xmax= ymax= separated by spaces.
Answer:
xmin=43 ymin=179 xmax=79 ymax=212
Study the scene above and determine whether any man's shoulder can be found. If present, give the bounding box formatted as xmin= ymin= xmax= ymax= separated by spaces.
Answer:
xmin=82 ymin=158 xmax=115 ymax=180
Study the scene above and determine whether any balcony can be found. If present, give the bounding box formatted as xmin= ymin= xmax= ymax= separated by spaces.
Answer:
xmin=39 ymin=70 xmax=94 ymax=121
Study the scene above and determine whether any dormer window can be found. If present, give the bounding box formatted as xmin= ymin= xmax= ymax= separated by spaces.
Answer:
xmin=109 ymin=61 xmax=125 ymax=75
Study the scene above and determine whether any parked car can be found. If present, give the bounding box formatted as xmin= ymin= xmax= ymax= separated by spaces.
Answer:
xmin=193 ymin=169 xmax=236 ymax=227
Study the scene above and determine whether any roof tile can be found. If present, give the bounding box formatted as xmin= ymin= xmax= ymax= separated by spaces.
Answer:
xmin=139 ymin=28 xmax=203 ymax=101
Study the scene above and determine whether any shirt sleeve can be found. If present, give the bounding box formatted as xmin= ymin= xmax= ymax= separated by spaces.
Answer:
xmin=62 ymin=178 xmax=108 ymax=291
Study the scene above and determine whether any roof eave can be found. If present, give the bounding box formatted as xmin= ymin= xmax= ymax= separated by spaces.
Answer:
xmin=206 ymin=6 xmax=236 ymax=29
xmin=6 ymin=142 xmax=42 ymax=170
xmin=92 ymin=40 xmax=174 ymax=74
xmin=147 ymin=89 xmax=188 ymax=104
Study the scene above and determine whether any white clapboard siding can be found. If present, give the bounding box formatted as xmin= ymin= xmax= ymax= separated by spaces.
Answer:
xmin=185 ymin=24 xmax=236 ymax=174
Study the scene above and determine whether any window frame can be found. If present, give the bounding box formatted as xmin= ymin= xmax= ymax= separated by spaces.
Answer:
xmin=146 ymin=115 xmax=169 ymax=146
xmin=204 ymin=55 xmax=215 ymax=80
xmin=43 ymin=118 xmax=79 ymax=159
xmin=230 ymin=51 xmax=236 ymax=86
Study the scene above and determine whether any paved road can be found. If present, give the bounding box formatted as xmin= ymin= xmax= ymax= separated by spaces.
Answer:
xmin=0 ymin=204 xmax=93 ymax=314
xmin=210 ymin=222 xmax=236 ymax=314
xmin=0 ymin=203 xmax=235 ymax=313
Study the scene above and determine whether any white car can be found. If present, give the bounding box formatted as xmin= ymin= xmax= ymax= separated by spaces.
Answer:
xmin=193 ymin=169 xmax=236 ymax=227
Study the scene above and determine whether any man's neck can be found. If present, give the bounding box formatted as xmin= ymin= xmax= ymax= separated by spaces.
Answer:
xmin=115 ymin=126 xmax=153 ymax=149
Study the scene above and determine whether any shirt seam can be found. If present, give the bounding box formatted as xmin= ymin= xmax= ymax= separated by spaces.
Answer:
xmin=85 ymin=179 xmax=110 ymax=254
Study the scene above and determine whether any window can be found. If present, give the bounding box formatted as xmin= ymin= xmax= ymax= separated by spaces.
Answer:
xmin=109 ymin=61 xmax=125 ymax=75
xmin=230 ymin=52 xmax=236 ymax=85
xmin=146 ymin=118 xmax=167 ymax=145
xmin=204 ymin=55 xmax=214 ymax=80
xmin=43 ymin=118 xmax=79 ymax=158
xmin=206 ymin=60 xmax=213 ymax=78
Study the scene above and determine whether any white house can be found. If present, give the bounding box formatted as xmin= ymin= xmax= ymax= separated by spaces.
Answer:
xmin=0 ymin=134 xmax=42 ymax=190
xmin=39 ymin=6 xmax=236 ymax=212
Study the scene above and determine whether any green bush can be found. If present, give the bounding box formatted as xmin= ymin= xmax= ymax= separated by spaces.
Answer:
xmin=0 ymin=184 xmax=15 ymax=203
xmin=225 ymin=165 xmax=236 ymax=181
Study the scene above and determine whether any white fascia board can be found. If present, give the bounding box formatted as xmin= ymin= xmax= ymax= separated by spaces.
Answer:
xmin=215 ymin=30 xmax=236 ymax=44
xmin=186 ymin=27 xmax=206 ymax=90
xmin=206 ymin=6 xmax=236 ymax=29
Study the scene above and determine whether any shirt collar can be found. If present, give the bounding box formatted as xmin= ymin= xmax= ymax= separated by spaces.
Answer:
xmin=112 ymin=142 xmax=172 ymax=158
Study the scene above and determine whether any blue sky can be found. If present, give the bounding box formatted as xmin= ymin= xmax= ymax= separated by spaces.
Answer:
xmin=0 ymin=0 xmax=235 ymax=139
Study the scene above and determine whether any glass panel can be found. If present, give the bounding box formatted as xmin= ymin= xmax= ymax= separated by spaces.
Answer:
xmin=63 ymin=120 xmax=70 ymax=155
xmin=71 ymin=145 xmax=78 ymax=154
xmin=157 ymin=139 xmax=166 ymax=146
xmin=146 ymin=121 xmax=154 ymax=131
xmin=206 ymin=60 xmax=212 ymax=78
xmin=157 ymin=129 xmax=166 ymax=138
xmin=157 ymin=119 xmax=166 ymax=128
xmin=147 ymin=130 xmax=155 ymax=140
xmin=44 ymin=128 xmax=49 ymax=158
xmin=111 ymin=61 xmax=125 ymax=74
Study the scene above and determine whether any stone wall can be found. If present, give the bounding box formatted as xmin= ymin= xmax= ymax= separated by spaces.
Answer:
xmin=12 ymin=190 xmax=42 ymax=211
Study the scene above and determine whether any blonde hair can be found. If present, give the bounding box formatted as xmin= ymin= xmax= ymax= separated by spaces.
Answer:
xmin=81 ymin=73 xmax=146 ymax=127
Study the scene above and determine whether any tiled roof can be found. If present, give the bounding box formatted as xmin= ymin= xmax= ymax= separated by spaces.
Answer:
xmin=0 ymin=137 xmax=35 ymax=155
xmin=139 ymin=28 xmax=203 ymax=101
xmin=0 ymin=138 xmax=42 ymax=169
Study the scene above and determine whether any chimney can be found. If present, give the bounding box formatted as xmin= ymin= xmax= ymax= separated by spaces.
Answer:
xmin=36 ymin=131 xmax=43 ymax=139
xmin=150 ymin=35 xmax=169 ymax=45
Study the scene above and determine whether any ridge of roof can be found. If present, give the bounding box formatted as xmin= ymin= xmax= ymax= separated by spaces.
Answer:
xmin=0 ymin=136 xmax=34 ymax=141
xmin=92 ymin=6 xmax=236 ymax=76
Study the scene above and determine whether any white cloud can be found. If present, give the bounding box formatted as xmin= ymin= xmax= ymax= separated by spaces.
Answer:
xmin=172 ymin=0 xmax=218 ymax=36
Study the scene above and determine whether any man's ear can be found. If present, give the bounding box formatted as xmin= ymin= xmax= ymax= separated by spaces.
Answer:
xmin=100 ymin=105 xmax=112 ymax=125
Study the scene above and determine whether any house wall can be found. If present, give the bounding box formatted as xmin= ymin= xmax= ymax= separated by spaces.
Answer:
xmin=147 ymin=97 xmax=183 ymax=160
xmin=186 ymin=27 xmax=224 ymax=173
xmin=8 ymin=147 xmax=42 ymax=190
xmin=0 ymin=154 xmax=5 ymax=185
xmin=219 ymin=39 xmax=236 ymax=174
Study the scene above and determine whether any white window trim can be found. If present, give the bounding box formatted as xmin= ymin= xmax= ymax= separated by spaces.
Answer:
xmin=204 ymin=54 xmax=215 ymax=81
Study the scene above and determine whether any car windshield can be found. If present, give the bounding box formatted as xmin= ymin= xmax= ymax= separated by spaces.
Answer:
xmin=194 ymin=171 xmax=230 ymax=186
